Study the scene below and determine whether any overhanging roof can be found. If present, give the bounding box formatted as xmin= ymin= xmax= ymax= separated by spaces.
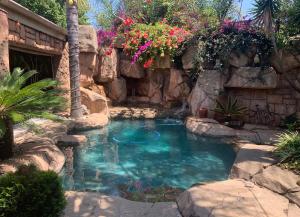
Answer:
xmin=0 ymin=0 xmax=67 ymax=41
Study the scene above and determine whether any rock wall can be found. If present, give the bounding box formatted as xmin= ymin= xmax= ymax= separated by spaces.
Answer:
xmin=227 ymin=73 xmax=300 ymax=126
xmin=0 ymin=9 xmax=9 ymax=77
xmin=185 ymin=41 xmax=300 ymax=126
xmin=78 ymin=25 xmax=109 ymax=115
xmin=93 ymin=49 xmax=191 ymax=107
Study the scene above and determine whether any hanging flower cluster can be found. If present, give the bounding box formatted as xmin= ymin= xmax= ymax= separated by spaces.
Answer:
xmin=131 ymin=41 xmax=153 ymax=64
xmin=122 ymin=21 xmax=191 ymax=68
xmin=220 ymin=19 xmax=253 ymax=34
xmin=97 ymin=29 xmax=116 ymax=56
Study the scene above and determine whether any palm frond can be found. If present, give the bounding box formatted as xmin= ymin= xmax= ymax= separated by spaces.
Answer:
xmin=0 ymin=68 xmax=65 ymax=127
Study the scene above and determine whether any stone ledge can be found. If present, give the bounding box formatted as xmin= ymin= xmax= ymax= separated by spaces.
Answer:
xmin=1 ymin=113 xmax=109 ymax=175
xmin=57 ymin=135 xmax=88 ymax=147
xmin=0 ymin=136 xmax=65 ymax=174
xmin=185 ymin=117 xmax=282 ymax=144
xmin=69 ymin=113 xmax=109 ymax=131
xmin=64 ymin=191 xmax=181 ymax=217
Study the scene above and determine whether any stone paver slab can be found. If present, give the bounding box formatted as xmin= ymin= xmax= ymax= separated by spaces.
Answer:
xmin=230 ymin=143 xmax=277 ymax=180
xmin=57 ymin=135 xmax=88 ymax=146
xmin=288 ymin=203 xmax=300 ymax=217
xmin=177 ymin=179 xmax=289 ymax=217
xmin=65 ymin=191 xmax=181 ymax=217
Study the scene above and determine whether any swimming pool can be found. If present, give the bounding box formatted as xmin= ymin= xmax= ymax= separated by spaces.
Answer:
xmin=62 ymin=119 xmax=236 ymax=199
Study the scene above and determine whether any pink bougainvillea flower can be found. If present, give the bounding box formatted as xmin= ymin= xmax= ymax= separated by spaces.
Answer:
xmin=131 ymin=41 xmax=153 ymax=64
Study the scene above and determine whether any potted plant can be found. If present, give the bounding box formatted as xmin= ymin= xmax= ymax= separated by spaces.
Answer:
xmin=213 ymin=97 xmax=247 ymax=129
xmin=198 ymin=107 xmax=208 ymax=118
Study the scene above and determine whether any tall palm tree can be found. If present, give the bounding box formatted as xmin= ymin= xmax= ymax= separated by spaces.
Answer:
xmin=251 ymin=0 xmax=300 ymax=92
xmin=251 ymin=0 xmax=281 ymax=35
xmin=66 ymin=0 xmax=83 ymax=118
xmin=0 ymin=68 xmax=64 ymax=160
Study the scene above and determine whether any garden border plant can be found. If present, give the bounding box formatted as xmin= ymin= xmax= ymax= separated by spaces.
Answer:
xmin=0 ymin=165 xmax=66 ymax=217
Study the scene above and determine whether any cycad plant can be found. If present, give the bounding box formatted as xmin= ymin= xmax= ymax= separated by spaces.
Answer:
xmin=0 ymin=68 xmax=65 ymax=160
xmin=214 ymin=97 xmax=248 ymax=122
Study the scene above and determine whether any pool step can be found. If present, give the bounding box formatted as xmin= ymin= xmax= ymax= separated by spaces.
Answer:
xmin=64 ymin=191 xmax=182 ymax=217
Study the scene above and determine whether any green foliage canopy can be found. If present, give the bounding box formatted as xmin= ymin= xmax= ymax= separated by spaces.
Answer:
xmin=15 ymin=0 xmax=90 ymax=27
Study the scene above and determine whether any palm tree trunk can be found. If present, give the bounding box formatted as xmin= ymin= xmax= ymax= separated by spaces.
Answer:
xmin=66 ymin=0 xmax=83 ymax=119
xmin=0 ymin=117 xmax=13 ymax=160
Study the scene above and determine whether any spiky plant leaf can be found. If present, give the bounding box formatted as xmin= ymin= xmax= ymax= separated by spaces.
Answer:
xmin=0 ymin=68 xmax=65 ymax=135
xmin=213 ymin=97 xmax=247 ymax=117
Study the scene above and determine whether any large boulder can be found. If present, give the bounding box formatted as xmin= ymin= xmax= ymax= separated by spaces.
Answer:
xmin=79 ymin=53 xmax=98 ymax=87
xmin=80 ymin=87 xmax=108 ymax=114
xmin=134 ymin=70 xmax=165 ymax=104
xmin=177 ymin=179 xmax=289 ymax=217
xmin=271 ymin=49 xmax=300 ymax=73
xmin=153 ymin=55 xmax=171 ymax=69
xmin=253 ymin=166 xmax=300 ymax=195
xmin=182 ymin=46 xmax=197 ymax=70
xmin=1 ymin=136 xmax=65 ymax=174
xmin=185 ymin=117 xmax=236 ymax=137
xmin=78 ymin=25 xmax=98 ymax=53
xmin=107 ymin=77 xmax=127 ymax=103
xmin=120 ymin=59 xmax=145 ymax=78
xmin=147 ymin=70 xmax=165 ymax=104
xmin=225 ymin=67 xmax=278 ymax=89
xmin=88 ymin=83 xmax=106 ymax=96
xmin=163 ymin=69 xmax=190 ymax=102
xmin=94 ymin=48 xmax=118 ymax=83
xmin=188 ymin=70 xmax=225 ymax=117
xmin=70 ymin=113 xmax=109 ymax=131
xmin=229 ymin=49 xmax=256 ymax=67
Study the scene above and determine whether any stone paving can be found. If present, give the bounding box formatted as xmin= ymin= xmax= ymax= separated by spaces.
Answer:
xmin=64 ymin=191 xmax=182 ymax=217
xmin=177 ymin=179 xmax=297 ymax=217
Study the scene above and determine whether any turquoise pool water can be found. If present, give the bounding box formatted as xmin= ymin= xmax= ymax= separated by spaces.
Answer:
xmin=62 ymin=119 xmax=236 ymax=196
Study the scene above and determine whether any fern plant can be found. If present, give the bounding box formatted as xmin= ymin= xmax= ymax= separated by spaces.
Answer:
xmin=214 ymin=97 xmax=247 ymax=121
xmin=0 ymin=68 xmax=65 ymax=160
xmin=275 ymin=131 xmax=300 ymax=172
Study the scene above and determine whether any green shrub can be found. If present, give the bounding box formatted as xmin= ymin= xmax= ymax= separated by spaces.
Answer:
xmin=275 ymin=131 xmax=300 ymax=172
xmin=0 ymin=165 xmax=66 ymax=217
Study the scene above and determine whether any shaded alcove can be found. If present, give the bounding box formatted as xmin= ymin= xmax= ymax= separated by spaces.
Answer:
xmin=9 ymin=49 xmax=55 ymax=84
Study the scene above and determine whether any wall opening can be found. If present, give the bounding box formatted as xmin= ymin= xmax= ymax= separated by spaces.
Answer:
xmin=9 ymin=49 xmax=55 ymax=84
